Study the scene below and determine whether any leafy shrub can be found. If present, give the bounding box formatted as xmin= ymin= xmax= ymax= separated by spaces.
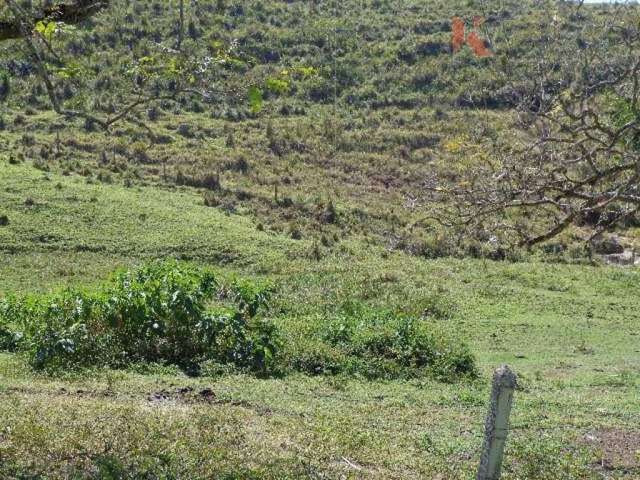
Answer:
xmin=0 ymin=261 xmax=280 ymax=375
xmin=147 ymin=106 xmax=160 ymax=121
xmin=288 ymin=307 xmax=476 ymax=380
xmin=286 ymin=338 xmax=346 ymax=376
xmin=203 ymin=191 xmax=220 ymax=207
xmin=177 ymin=123 xmax=195 ymax=138
xmin=1 ymin=263 xmax=474 ymax=382
xmin=176 ymin=170 xmax=221 ymax=190
xmin=0 ymin=324 xmax=22 ymax=352
xmin=317 ymin=200 xmax=338 ymax=224
xmin=0 ymin=73 xmax=9 ymax=102
xmin=21 ymin=133 xmax=36 ymax=146
xmin=32 ymin=158 xmax=50 ymax=172
xmin=224 ymin=156 xmax=250 ymax=174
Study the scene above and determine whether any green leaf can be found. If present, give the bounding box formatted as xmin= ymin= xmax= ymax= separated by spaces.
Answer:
xmin=35 ymin=21 xmax=59 ymax=43
xmin=265 ymin=77 xmax=290 ymax=94
xmin=294 ymin=66 xmax=317 ymax=78
xmin=248 ymin=86 xmax=263 ymax=113
xmin=45 ymin=22 xmax=57 ymax=41
xmin=34 ymin=21 xmax=47 ymax=35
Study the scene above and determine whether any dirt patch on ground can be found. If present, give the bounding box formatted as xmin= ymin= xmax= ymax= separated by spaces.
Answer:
xmin=147 ymin=386 xmax=215 ymax=404
xmin=146 ymin=387 xmax=272 ymax=415
xmin=584 ymin=428 xmax=640 ymax=474
xmin=2 ymin=385 xmax=272 ymax=415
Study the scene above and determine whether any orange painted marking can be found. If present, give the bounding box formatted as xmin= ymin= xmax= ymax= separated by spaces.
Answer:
xmin=467 ymin=31 xmax=492 ymax=57
xmin=451 ymin=17 xmax=466 ymax=53
xmin=451 ymin=16 xmax=493 ymax=57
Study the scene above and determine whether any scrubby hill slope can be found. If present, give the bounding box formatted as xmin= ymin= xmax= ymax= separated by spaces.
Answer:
xmin=1 ymin=0 xmax=630 ymax=257
xmin=1 ymin=1 xmax=639 ymax=478
xmin=0 ymin=158 xmax=639 ymax=478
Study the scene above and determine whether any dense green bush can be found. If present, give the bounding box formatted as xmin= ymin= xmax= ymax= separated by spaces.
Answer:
xmin=0 ymin=261 xmax=279 ymax=375
xmin=0 ymin=262 xmax=475 ymax=381
xmin=287 ymin=306 xmax=476 ymax=380
xmin=0 ymin=324 xmax=21 ymax=352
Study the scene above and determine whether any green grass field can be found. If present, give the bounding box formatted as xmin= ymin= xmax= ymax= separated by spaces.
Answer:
xmin=1 ymin=160 xmax=638 ymax=479
xmin=2 ymin=1 xmax=640 ymax=476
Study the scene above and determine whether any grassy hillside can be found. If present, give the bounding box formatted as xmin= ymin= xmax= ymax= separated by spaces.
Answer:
xmin=2 ymin=0 xmax=633 ymax=255
xmin=0 ymin=0 xmax=562 ymax=110
xmin=0 ymin=161 xmax=639 ymax=479
xmin=0 ymin=0 xmax=639 ymax=478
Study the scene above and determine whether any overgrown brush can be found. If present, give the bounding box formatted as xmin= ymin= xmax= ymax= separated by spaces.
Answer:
xmin=0 ymin=261 xmax=279 ymax=375
xmin=287 ymin=305 xmax=476 ymax=381
xmin=0 ymin=262 xmax=476 ymax=381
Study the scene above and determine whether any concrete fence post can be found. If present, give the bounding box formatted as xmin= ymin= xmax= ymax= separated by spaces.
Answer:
xmin=476 ymin=365 xmax=517 ymax=480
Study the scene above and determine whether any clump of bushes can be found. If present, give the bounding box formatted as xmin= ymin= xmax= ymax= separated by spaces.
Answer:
xmin=287 ymin=306 xmax=476 ymax=381
xmin=0 ymin=325 xmax=21 ymax=351
xmin=0 ymin=261 xmax=279 ymax=375
xmin=176 ymin=170 xmax=221 ymax=191
xmin=0 ymin=262 xmax=476 ymax=382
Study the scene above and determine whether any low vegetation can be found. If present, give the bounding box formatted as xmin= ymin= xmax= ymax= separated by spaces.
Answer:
xmin=0 ymin=160 xmax=636 ymax=478
xmin=289 ymin=303 xmax=475 ymax=380
xmin=0 ymin=259 xmax=475 ymax=380
xmin=0 ymin=261 xmax=278 ymax=374
xmin=0 ymin=1 xmax=639 ymax=478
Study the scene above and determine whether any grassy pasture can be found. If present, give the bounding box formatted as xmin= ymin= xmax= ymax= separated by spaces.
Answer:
xmin=0 ymin=162 xmax=638 ymax=478
xmin=1 ymin=1 xmax=639 ymax=477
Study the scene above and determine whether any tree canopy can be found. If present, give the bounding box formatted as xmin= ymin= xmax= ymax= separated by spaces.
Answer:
xmin=0 ymin=1 xmax=109 ymax=41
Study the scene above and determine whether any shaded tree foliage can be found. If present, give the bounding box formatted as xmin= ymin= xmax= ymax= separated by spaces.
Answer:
xmin=0 ymin=1 xmax=109 ymax=41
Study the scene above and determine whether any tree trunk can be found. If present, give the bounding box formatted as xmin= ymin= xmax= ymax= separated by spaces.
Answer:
xmin=177 ymin=0 xmax=184 ymax=50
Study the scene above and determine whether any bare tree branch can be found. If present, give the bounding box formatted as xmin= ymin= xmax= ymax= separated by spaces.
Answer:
xmin=429 ymin=4 xmax=640 ymax=250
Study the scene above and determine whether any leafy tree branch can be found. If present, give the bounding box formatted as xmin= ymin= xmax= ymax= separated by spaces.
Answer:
xmin=0 ymin=0 xmax=109 ymax=41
